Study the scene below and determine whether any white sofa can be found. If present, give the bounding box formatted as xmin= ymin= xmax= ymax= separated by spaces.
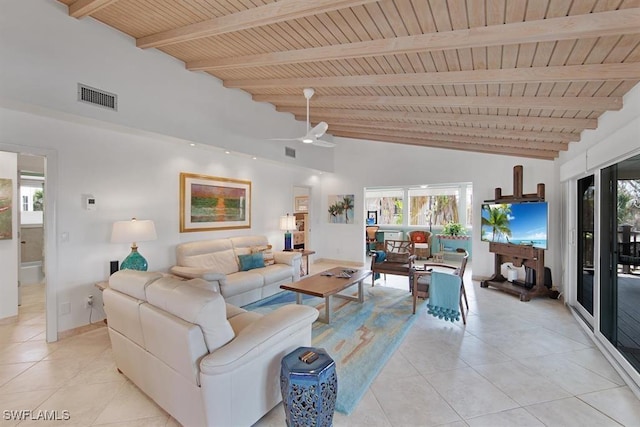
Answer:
xmin=170 ymin=235 xmax=301 ymax=307
xmin=103 ymin=270 xmax=318 ymax=427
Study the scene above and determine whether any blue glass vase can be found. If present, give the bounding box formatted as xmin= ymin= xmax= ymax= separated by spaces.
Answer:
xmin=121 ymin=247 xmax=148 ymax=271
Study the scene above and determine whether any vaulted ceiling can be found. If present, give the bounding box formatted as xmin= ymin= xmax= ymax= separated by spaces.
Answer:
xmin=58 ymin=0 xmax=640 ymax=160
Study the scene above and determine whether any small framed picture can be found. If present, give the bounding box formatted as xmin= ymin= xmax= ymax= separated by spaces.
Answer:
xmin=367 ymin=210 xmax=378 ymax=225
xmin=294 ymin=196 xmax=309 ymax=212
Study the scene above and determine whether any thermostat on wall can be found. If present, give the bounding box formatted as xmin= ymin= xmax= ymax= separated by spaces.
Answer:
xmin=83 ymin=194 xmax=97 ymax=211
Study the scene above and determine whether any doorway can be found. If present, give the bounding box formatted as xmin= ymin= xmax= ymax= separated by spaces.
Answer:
xmin=293 ymin=186 xmax=311 ymax=250
xmin=18 ymin=155 xmax=46 ymax=312
xmin=0 ymin=145 xmax=58 ymax=342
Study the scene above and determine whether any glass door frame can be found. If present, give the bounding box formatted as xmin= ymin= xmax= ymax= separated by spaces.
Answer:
xmin=572 ymin=173 xmax=596 ymax=326
xmin=592 ymin=158 xmax=640 ymax=390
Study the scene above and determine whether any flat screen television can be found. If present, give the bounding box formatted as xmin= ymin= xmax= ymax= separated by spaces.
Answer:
xmin=480 ymin=201 xmax=548 ymax=249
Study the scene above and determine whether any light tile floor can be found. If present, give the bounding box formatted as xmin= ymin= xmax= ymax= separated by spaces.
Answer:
xmin=1 ymin=262 xmax=639 ymax=426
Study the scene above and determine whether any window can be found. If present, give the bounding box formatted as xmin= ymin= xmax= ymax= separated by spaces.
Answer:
xmin=365 ymin=189 xmax=403 ymax=225
xmin=20 ymin=174 xmax=44 ymax=225
xmin=366 ymin=183 xmax=472 ymax=229
xmin=408 ymin=186 xmax=460 ymax=226
xmin=466 ymin=184 xmax=473 ymax=227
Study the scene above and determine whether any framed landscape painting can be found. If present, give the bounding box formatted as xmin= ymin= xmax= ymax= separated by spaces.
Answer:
xmin=0 ymin=178 xmax=12 ymax=240
xmin=180 ymin=173 xmax=251 ymax=232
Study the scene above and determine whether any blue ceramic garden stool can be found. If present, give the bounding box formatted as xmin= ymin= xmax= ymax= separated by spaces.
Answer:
xmin=280 ymin=346 xmax=337 ymax=427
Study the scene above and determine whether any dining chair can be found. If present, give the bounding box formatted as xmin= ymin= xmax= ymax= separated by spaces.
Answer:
xmin=370 ymin=240 xmax=416 ymax=285
xmin=411 ymin=251 xmax=469 ymax=324
xmin=365 ymin=226 xmax=379 ymax=252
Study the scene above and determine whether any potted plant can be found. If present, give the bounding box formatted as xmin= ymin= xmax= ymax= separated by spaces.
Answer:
xmin=442 ymin=222 xmax=466 ymax=236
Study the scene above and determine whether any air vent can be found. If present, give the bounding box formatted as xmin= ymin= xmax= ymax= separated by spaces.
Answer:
xmin=285 ymin=147 xmax=296 ymax=158
xmin=77 ymin=83 xmax=117 ymax=111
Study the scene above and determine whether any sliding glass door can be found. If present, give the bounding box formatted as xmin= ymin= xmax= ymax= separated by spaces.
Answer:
xmin=600 ymin=154 xmax=640 ymax=373
xmin=576 ymin=175 xmax=595 ymax=319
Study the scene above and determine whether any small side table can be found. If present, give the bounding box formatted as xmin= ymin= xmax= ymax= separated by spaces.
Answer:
xmin=95 ymin=281 xmax=109 ymax=324
xmin=280 ymin=347 xmax=337 ymax=427
xmin=295 ymin=249 xmax=316 ymax=276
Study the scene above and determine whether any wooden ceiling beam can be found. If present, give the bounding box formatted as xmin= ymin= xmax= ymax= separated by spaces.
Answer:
xmin=280 ymin=107 xmax=597 ymax=130
xmin=225 ymin=63 xmax=640 ymax=89
xmin=255 ymin=94 xmax=621 ymax=111
xmin=68 ymin=0 xmax=119 ymax=18
xmin=331 ymin=131 xmax=558 ymax=160
xmin=330 ymin=126 xmax=568 ymax=151
xmin=136 ymin=0 xmax=380 ymax=49
xmin=328 ymin=120 xmax=578 ymax=143
xmin=189 ymin=9 xmax=640 ymax=70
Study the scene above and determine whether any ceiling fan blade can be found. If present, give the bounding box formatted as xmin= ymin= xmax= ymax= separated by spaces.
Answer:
xmin=312 ymin=139 xmax=336 ymax=148
xmin=268 ymin=137 xmax=302 ymax=142
xmin=310 ymin=121 xmax=328 ymax=138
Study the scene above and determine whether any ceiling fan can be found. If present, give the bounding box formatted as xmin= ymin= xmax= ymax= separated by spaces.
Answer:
xmin=270 ymin=88 xmax=335 ymax=148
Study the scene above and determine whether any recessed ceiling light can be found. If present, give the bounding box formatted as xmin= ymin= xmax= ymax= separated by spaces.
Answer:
xmin=420 ymin=185 xmax=427 ymax=188
xmin=252 ymin=156 xmax=257 ymax=160
xmin=189 ymin=143 xmax=196 ymax=147
xmin=225 ymin=150 xmax=230 ymax=154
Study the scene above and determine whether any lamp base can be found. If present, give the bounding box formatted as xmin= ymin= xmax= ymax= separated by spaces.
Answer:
xmin=121 ymin=249 xmax=148 ymax=271
xmin=284 ymin=232 xmax=292 ymax=251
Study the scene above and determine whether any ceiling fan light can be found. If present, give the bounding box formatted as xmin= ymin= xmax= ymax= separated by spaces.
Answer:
xmin=302 ymin=137 xmax=314 ymax=144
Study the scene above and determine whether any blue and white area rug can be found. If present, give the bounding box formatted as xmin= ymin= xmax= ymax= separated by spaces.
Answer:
xmin=245 ymin=285 xmax=425 ymax=415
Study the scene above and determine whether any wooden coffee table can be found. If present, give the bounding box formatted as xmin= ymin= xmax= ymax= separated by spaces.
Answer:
xmin=280 ymin=267 xmax=372 ymax=323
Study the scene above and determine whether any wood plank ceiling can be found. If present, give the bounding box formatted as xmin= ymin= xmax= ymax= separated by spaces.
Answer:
xmin=59 ymin=0 xmax=640 ymax=160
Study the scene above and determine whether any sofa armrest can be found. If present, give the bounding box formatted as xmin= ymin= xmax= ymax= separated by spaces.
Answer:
xmin=273 ymin=251 xmax=302 ymax=266
xmin=170 ymin=266 xmax=225 ymax=290
xmin=199 ymin=305 xmax=318 ymax=375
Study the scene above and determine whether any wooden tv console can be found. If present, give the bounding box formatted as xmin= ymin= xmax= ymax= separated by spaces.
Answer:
xmin=480 ymin=242 xmax=558 ymax=301
xmin=480 ymin=165 xmax=559 ymax=302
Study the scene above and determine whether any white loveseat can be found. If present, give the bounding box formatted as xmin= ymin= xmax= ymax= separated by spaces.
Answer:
xmin=170 ymin=235 xmax=301 ymax=307
xmin=103 ymin=270 xmax=318 ymax=427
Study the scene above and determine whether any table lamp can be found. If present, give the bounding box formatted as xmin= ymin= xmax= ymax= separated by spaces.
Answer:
xmin=111 ymin=218 xmax=157 ymax=271
xmin=279 ymin=213 xmax=297 ymax=251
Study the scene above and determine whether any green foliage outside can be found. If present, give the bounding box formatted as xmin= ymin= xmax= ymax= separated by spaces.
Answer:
xmin=618 ymin=180 xmax=640 ymax=227
xmin=33 ymin=190 xmax=44 ymax=211
xmin=394 ymin=200 xmax=403 ymax=225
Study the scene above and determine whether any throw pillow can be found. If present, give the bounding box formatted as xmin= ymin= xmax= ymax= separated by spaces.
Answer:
xmin=250 ymin=245 xmax=275 ymax=266
xmin=413 ymin=233 xmax=426 ymax=243
xmin=386 ymin=252 xmax=410 ymax=263
xmin=238 ymin=253 xmax=265 ymax=271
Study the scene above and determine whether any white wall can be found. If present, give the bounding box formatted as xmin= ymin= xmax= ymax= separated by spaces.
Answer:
xmin=0 ymin=152 xmax=18 ymax=319
xmin=559 ymin=83 xmax=640 ymax=175
xmin=316 ymin=139 xmax=561 ymax=285
xmin=0 ymin=0 xmax=333 ymax=173
xmin=0 ymin=107 xmax=321 ymax=331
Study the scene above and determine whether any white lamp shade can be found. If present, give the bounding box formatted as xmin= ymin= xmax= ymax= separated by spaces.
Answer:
xmin=111 ymin=219 xmax=157 ymax=244
xmin=279 ymin=215 xmax=296 ymax=231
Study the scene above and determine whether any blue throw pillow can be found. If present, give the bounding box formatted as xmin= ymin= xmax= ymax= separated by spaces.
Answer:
xmin=238 ymin=253 xmax=265 ymax=271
